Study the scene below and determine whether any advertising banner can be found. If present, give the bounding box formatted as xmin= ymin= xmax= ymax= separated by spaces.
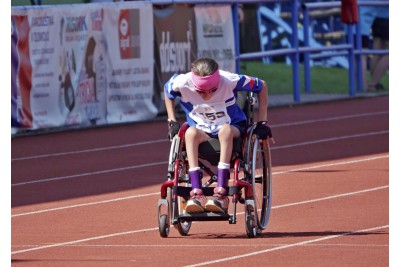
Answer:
xmin=153 ymin=4 xmax=197 ymax=110
xmin=104 ymin=4 xmax=156 ymax=123
xmin=11 ymin=15 xmax=33 ymax=129
xmin=11 ymin=2 xmax=155 ymax=131
xmin=194 ymin=5 xmax=235 ymax=72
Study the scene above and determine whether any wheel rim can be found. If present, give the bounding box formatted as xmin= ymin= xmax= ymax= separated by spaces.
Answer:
xmin=250 ymin=136 xmax=272 ymax=230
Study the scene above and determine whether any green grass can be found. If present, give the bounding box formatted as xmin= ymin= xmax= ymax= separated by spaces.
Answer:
xmin=240 ymin=61 xmax=389 ymax=95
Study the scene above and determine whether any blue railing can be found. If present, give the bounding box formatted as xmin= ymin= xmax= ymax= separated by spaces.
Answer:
xmin=302 ymin=0 xmax=389 ymax=97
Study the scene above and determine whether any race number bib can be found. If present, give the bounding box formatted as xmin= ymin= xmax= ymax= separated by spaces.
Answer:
xmin=189 ymin=103 xmax=230 ymax=133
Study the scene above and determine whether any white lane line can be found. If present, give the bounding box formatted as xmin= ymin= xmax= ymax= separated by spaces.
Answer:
xmin=13 ymin=243 xmax=389 ymax=249
xmin=273 ymin=111 xmax=388 ymax=128
xmin=11 ymin=192 xmax=159 ymax=217
xmin=12 ymin=139 xmax=166 ymax=161
xmin=12 ymin=111 xmax=388 ymax=161
xmin=12 ymin=154 xmax=388 ymax=217
xmin=271 ymin=131 xmax=388 ymax=150
xmin=11 ymin=227 xmax=159 ymax=255
xmin=273 ymin=185 xmax=388 ymax=210
xmin=11 ymin=132 xmax=389 ymax=188
xmin=11 ymin=188 xmax=389 ymax=255
xmin=11 ymin=161 xmax=168 ymax=187
xmin=272 ymin=154 xmax=388 ymax=175
xmin=183 ymin=225 xmax=389 ymax=267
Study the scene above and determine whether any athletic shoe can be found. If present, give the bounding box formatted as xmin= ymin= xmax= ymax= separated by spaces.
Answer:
xmin=185 ymin=188 xmax=207 ymax=213
xmin=205 ymin=187 xmax=229 ymax=213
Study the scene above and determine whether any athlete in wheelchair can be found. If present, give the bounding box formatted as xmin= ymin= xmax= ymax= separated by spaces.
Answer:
xmin=158 ymin=58 xmax=273 ymax=237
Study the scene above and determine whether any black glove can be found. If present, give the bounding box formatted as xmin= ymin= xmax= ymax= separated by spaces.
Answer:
xmin=255 ymin=121 xmax=272 ymax=140
xmin=167 ymin=120 xmax=180 ymax=140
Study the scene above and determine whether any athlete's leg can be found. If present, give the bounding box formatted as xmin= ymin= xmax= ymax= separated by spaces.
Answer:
xmin=184 ymin=126 xmax=210 ymax=213
xmin=206 ymin=124 xmax=241 ymax=213
xmin=185 ymin=126 xmax=211 ymax=169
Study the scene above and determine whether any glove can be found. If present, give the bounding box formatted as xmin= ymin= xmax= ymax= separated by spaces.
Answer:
xmin=167 ymin=120 xmax=180 ymax=140
xmin=255 ymin=121 xmax=272 ymax=140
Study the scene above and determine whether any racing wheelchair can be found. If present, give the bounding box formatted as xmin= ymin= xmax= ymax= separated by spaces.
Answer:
xmin=157 ymin=92 xmax=272 ymax=238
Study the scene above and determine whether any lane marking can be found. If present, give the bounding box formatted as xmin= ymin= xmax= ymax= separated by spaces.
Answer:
xmin=271 ymin=131 xmax=388 ymax=150
xmin=272 ymin=185 xmax=388 ymax=210
xmin=184 ymin=225 xmax=389 ymax=267
xmin=11 ymin=187 xmax=389 ymax=255
xmin=11 ymin=132 xmax=389 ymax=187
xmin=272 ymin=111 xmax=388 ymax=128
xmin=12 ymin=155 xmax=388 ymax=217
xmin=11 ymin=161 xmax=168 ymax=187
xmin=11 ymin=227 xmax=159 ymax=255
xmin=12 ymin=192 xmax=160 ymax=217
xmin=272 ymin=154 xmax=388 ymax=175
xmin=12 ymin=111 xmax=388 ymax=161
xmin=12 ymin=243 xmax=389 ymax=249
xmin=12 ymin=139 xmax=166 ymax=161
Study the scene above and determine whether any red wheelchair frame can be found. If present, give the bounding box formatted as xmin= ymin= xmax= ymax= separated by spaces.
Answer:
xmin=157 ymin=93 xmax=272 ymax=238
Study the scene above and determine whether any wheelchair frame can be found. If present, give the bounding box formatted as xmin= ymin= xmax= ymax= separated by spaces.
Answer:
xmin=157 ymin=92 xmax=272 ymax=238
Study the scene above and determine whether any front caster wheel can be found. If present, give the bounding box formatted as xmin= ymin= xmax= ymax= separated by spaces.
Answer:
xmin=159 ymin=214 xmax=170 ymax=238
xmin=245 ymin=203 xmax=258 ymax=238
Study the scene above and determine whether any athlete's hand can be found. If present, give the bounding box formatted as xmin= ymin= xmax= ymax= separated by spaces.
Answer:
xmin=167 ymin=120 xmax=180 ymax=140
xmin=255 ymin=121 xmax=273 ymax=140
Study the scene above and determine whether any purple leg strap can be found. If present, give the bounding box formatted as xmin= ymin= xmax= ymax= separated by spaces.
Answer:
xmin=217 ymin=168 xmax=230 ymax=188
xmin=189 ymin=170 xmax=202 ymax=189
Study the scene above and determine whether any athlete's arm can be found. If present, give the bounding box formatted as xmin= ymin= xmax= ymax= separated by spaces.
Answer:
xmin=164 ymin=91 xmax=177 ymax=122
xmin=257 ymin=80 xmax=268 ymax=121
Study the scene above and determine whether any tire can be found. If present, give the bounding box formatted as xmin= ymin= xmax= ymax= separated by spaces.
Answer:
xmin=159 ymin=214 xmax=169 ymax=238
xmin=168 ymin=136 xmax=192 ymax=236
xmin=169 ymin=188 xmax=191 ymax=236
xmin=247 ymin=134 xmax=272 ymax=230
xmin=245 ymin=209 xmax=257 ymax=238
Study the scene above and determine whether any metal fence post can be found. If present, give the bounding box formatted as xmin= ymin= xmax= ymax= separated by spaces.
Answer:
xmin=291 ymin=0 xmax=300 ymax=102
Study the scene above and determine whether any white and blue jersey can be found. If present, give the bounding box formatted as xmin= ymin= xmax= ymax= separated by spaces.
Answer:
xmin=164 ymin=70 xmax=263 ymax=136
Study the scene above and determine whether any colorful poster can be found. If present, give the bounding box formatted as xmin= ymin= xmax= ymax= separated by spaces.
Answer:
xmin=11 ymin=2 xmax=156 ymax=131
xmin=11 ymin=15 xmax=33 ymax=129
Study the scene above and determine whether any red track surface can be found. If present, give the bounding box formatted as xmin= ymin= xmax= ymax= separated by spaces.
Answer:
xmin=11 ymin=96 xmax=389 ymax=266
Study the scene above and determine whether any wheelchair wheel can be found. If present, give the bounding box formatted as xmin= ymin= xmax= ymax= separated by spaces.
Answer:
xmin=168 ymin=136 xmax=192 ymax=236
xmin=245 ymin=206 xmax=257 ymax=238
xmin=158 ymin=214 xmax=169 ymax=238
xmin=168 ymin=187 xmax=191 ymax=236
xmin=247 ymin=135 xmax=272 ymax=230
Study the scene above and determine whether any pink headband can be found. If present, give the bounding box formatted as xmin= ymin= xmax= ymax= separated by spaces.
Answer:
xmin=191 ymin=69 xmax=220 ymax=91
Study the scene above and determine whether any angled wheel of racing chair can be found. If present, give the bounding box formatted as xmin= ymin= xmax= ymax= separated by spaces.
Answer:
xmin=158 ymin=92 xmax=272 ymax=238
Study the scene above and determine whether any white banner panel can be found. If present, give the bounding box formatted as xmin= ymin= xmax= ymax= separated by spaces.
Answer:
xmin=103 ymin=4 xmax=157 ymax=123
xmin=194 ymin=5 xmax=235 ymax=72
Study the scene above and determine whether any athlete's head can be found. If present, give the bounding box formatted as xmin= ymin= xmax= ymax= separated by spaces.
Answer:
xmin=191 ymin=58 xmax=220 ymax=97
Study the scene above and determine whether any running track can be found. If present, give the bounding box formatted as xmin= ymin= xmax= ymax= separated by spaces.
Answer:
xmin=11 ymin=96 xmax=389 ymax=266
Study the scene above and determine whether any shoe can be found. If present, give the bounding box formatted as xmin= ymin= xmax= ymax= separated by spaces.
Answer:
xmin=205 ymin=187 xmax=229 ymax=213
xmin=185 ymin=188 xmax=207 ymax=213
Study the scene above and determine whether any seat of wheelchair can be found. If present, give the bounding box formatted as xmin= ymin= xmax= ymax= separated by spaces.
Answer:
xmin=198 ymin=137 xmax=243 ymax=166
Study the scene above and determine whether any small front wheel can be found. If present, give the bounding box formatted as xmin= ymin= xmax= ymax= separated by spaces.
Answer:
xmin=175 ymin=220 xmax=191 ymax=236
xmin=159 ymin=214 xmax=170 ymax=238
xmin=245 ymin=210 xmax=257 ymax=238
